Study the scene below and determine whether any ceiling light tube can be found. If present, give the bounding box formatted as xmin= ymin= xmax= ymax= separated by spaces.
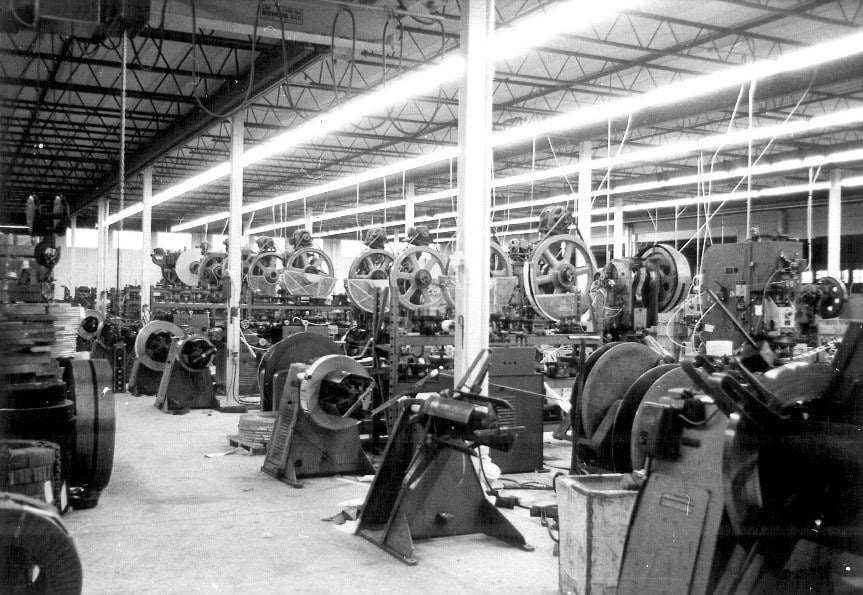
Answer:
xmin=112 ymin=0 xmax=646 ymax=226
xmin=243 ymin=110 xmax=863 ymax=234
xmin=165 ymin=25 xmax=863 ymax=233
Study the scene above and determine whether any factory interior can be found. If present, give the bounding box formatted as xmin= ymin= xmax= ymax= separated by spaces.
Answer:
xmin=2 ymin=0 xmax=863 ymax=593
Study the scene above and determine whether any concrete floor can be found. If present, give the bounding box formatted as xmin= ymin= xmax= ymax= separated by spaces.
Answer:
xmin=64 ymin=394 xmax=564 ymax=594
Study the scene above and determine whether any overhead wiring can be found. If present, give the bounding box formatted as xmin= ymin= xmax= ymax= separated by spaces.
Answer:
xmin=190 ymin=0 xmax=263 ymax=119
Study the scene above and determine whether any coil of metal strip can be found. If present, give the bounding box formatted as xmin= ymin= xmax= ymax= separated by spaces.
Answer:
xmin=0 ymin=491 xmax=82 ymax=594
xmin=61 ymin=359 xmax=115 ymax=494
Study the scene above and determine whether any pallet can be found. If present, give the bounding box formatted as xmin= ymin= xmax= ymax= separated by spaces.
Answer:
xmin=227 ymin=435 xmax=267 ymax=455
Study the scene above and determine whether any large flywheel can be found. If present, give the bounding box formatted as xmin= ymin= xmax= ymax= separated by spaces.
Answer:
xmin=345 ymin=249 xmax=394 ymax=313
xmin=524 ymin=234 xmax=596 ymax=322
xmin=638 ymin=243 xmax=691 ymax=312
xmin=280 ymin=246 xmax=336 ymax=298
xmin=247 ymin=251 xmax=285 ymax=296
xmin=391 ymin=245 xmax=449 ymax=311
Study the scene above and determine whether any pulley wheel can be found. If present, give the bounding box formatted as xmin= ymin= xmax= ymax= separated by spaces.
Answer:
xmin=247 ymin=251 xmax=286 ymax=294
xmin=391 ymin=245 xmax=449 ymax=311
xmin=525 ymin=234 xmax=596 ymax=322
xmin=581 ymin=342 xmax=660 ymax=437
xmin=610 ymin=363 xmax=678 ymax=472
xmin=285 ymin=247 xmax=334 ymax=278
xmin=134 ymin=321 xmax=183 ymax=372
xmin=259 ymin=332 xmax=341 ymax=411
xmin=174 ymin=249 xmax=202 ymax=287
xmin=0 ymin=492 xmax=82 ymax=594
xmin=638 ymin=244 xmax=691 ymax=313
xmin=630 ymin=366 xmax=699 ymax=471
xmin=813 ymin=276 xmax=848 ymax=319
xmin=345 ymin=249 xmax=394 ymax=314
xmin=198 ymin=252 xmax=227 ymax=287
xmin=62 ymin=359 xmax=115 ymax=493
xmin=77 ymin=309 xmax=104 ymax=341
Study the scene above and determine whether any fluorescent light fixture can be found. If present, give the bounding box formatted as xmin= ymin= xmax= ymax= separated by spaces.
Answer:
xmin=239 ymin=109 xmax=863 ymax=234
xmin=172 ymin=210 xmax=232 ymax=231
xmin=494 ymin=106 xmax=863 ymax=189
xmin=117 ymin=0 xmax=646 ymax=227
xmin=493 ymin=31 xmax=863 ymax=148
xmin=108 ymin=162 xmax=230 ymax=226
xmin=492 ymin=0 xmax=638 ymax=62
xmin=246 ymin=149 xmax=456 ymax=228
xmin=208 ymin=34 xmax=863 ymax=235
xmin=0 ymin=224 xmax=28 ymax=229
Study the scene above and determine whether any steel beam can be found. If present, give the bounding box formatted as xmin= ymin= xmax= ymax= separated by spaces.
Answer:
xmin=71 ymin=42 xmax=326 ymax=214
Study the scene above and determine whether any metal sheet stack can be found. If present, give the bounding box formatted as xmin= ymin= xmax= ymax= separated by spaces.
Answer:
xmin=236 ymin=412 xmax=277 ymax=445
xmin=0 ymin=303 xmax=65 ymax=392
xmin=49 ymin=303 xmax=83 ymax=359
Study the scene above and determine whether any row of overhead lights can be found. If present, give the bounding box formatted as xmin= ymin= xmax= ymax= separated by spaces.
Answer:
xmin=162 ymin=29 xmax=863 ymax=234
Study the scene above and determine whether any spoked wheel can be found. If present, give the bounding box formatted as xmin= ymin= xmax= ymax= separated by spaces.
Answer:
xmin=198 ymin=252 xmax=227 ymax=287
xmin=525 ymin=234 xmax=596 ymax=321
xmin=285 ymin=247 xmax=334 ymax=277
xmin=345 ymin=249 xmax=394 ymax=313
xmin=391 ymin=246 xmax=449 ymax=311
xmin=247 ymin=251 xmax=285 ymax=295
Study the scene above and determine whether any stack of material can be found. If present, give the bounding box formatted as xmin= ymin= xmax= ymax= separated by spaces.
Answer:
xmin=49 ymin=304 xmax=82 ymax=359
xmin=0 ymin=303 xmax=64 ymax=390
xmin=236 ymin=412 xmax=277 ymax=445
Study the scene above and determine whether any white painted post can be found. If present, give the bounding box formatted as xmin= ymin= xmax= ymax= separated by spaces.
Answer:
xmin=141 ymin=166 xmax=153 ymax=310
xmin=96 ymin=197 xmax=108 ymax=296
xmin=69 ymin=215 xmax=77 ymax=293
xmin=404 ymin=181 xmax=415 ymax=241
xmin=828 ymin=169 xmax=842 ymax=278
xmin=454 ymin=0 xmax=493 ymax=385
xmin=613 ymin=194 xmax=625 ymax=259
xmin=226 ymin=113 xmax=244 ymax=403
xmin=577 ymin=141 xmax=592 ymax=247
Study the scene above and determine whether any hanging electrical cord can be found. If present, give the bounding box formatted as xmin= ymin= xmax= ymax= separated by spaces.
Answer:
xmin=382 ymin=15 xmax=448 ymax=136
xmin=190 ymin=0 xmax=263 ymax=119
xmin=326 ymin=7 xmax=386 ymax=132
xmin=680 ymin=81 xmax=814 ymax=253
xmin=116 ymin=31 xmax=128 ymax=296
xmin=746 ymin=78 xmax=757 ymax=239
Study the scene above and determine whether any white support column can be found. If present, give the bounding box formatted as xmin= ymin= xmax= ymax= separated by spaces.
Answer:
xmin=96 ymin=197 xmax=108 ymax=296
xmin=226 ymin=114 xmax=244 ymax=403
xmin=577 ymin=141 xmax=592 ymax=247
xmin=454 ymin=0 xmax=493 ymax=385
xmin=404 ymin=181 xmax=416 ymax=239
xmin=141 ymin=166 xmax=153 ymax=310
xmin=613 ymin=195 xmax=625 ymax=259
xmin=828 ymin=169 xmax=842 ymax=278
xmin=69 ymin=215 xmax=77 ymax=293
